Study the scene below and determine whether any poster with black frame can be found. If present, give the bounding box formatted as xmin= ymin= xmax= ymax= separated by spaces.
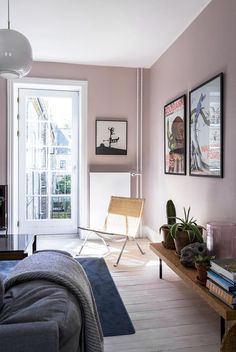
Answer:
xmin=164 ymin=95 xmax=186 ymax=175
xmin=189 ymin=73 xmax=223 ymax=177
xmin=96 ymin=119 xmax=127 ymax=155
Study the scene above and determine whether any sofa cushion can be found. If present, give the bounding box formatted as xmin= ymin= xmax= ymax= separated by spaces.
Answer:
xmin=4 ymin=250 xmax=103 ymax=352
xmin=0 ymin=321 xmax=59 ymax=352
xmin=0 ymin=280 xmax=82 ymax=352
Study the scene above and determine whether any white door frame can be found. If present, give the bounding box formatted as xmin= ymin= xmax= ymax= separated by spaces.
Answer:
xmin=7 ymin=77 xmax=88 ymax=234
xmin=18 ymin=88 xmax=79 ymax=234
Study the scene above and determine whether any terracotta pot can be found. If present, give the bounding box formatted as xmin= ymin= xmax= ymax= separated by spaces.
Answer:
xmin=173 ymin=230 xmax=198 ymax=255
xmin=195 ymin=263 xmax=209 ymax=286
xmin=160 ymin=225 xmax=175 ymax=249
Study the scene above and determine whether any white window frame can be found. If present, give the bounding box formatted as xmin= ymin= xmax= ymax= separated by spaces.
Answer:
xmin=7 ymin=77 xmax=88 ymax=234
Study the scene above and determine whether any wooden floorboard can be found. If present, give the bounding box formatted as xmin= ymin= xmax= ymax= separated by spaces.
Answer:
xmin=103 ymin=240 xmax=220 ymax=352
xmin=37 ymin=237 xmax=220 ymax=351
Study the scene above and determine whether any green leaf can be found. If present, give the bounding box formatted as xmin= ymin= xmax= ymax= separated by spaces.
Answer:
xmin=169 ymin=206 xmax=203 ymax=242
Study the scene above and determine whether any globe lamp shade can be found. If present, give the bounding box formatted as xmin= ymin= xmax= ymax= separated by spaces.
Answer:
xmin=0 ymin=29 xmax=32 ymax=79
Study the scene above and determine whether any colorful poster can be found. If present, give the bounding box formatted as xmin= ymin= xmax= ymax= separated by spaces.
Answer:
xmin=189 ymin=73 xmax=223 ymax=177
xmin=164 ymin=95 xmax=186 ymax=175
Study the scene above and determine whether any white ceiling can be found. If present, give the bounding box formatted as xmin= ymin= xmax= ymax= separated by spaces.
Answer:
xmin=0 ymin=0 xmax=212 ymax=68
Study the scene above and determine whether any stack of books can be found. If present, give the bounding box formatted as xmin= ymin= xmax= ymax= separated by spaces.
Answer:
xmin=206 ymin=258 xmax=236 ymax=309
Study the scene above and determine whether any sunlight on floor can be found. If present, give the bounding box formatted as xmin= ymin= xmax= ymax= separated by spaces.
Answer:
xmin=36 ymin=236 xmax=159 ymax=272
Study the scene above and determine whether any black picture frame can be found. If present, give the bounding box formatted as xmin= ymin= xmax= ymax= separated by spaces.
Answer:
xmin=164 ymin=95 xmax=186 ymax=175
xmin=189 ymin=73 xmax=223 ymax=177
xmin=96 ymin=119 xmax=128 ymax=155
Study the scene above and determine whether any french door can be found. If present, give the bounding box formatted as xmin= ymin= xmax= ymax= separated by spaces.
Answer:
xmin=18 ymin=88 xmax=79 ymax=234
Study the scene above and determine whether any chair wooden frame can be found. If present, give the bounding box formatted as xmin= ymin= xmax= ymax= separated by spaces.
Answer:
xmin=78 ymin=196 xmax=145 ymax=266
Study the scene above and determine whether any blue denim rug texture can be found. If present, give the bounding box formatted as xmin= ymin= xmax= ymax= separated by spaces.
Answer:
xmin=0 ymin=256 xmax=135 ymax=337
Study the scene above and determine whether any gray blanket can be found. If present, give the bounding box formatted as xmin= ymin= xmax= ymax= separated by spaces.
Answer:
xmin=4 ymin=251 xmax=104 ymax=352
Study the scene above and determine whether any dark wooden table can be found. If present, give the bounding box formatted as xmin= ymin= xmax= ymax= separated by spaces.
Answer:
xmin=150 ymin=242 xmax=236 ymax=340
xmin=0 ymin=234 xmax=36 ymax=260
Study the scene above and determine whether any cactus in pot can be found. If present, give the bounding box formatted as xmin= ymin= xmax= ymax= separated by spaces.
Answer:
xmin=167 ymin=199 xmax=176 ymax=226
xmin=159 ymin=200 xmax=176 ymax=249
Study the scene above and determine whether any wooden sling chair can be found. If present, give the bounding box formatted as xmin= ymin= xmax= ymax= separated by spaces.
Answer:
xmin=78 ymin=196 xmax=145 ymax=266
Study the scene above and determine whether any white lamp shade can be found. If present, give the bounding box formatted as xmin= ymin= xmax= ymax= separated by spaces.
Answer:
xmin=0 ymin=29 xmax=32 ymax=79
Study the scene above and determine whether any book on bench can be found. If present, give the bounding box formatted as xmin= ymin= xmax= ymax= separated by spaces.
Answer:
xmin=206 ymin=279 xmax=236 ymax=308
xmin=207 ymin=270 xmax=236 ymax=292
xmin=210 ymin=258 xmax=236 ymax=282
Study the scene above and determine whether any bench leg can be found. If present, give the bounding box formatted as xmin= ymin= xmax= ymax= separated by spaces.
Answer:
xmin=159 ymin=258 xmax=162 ymax=279
xmin=220 ymin=316 xmax=225 ymax=341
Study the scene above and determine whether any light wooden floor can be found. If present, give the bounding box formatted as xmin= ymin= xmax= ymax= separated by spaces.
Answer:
xmin=37 ymin=236 xmax=220 ymax=352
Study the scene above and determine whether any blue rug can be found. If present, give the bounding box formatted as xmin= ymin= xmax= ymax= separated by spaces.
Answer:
xmin=76 ymin=257 xmax=135 ymax=337
xmin=0 ymin=260 xmax=19 ymax=278
xmin=0 ymin=257 xmax=135 ymax=337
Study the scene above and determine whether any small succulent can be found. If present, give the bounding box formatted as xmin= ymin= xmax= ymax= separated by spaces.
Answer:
xmin=195 ymin=254 xmax=215 ymax=266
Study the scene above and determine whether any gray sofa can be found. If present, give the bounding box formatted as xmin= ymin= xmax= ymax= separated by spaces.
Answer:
xmin=0 ymin=251 xmax=104 ymax=352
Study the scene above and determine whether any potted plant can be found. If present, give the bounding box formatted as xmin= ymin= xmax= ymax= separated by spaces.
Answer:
xmin=195 ymin=254 xmax=215 ymax=286
xmin=159 ymin=200 xmax=176 ymax=249
xmin=169 ymin=207 xmax=203 ymax=255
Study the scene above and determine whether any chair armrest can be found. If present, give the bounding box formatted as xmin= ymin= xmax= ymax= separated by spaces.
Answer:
xmin=0 ymin=321 xmax=59 ymax=352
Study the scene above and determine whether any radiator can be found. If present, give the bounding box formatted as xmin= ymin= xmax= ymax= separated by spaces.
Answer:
xmin=89 ymin=172 xmax=131 ymax=229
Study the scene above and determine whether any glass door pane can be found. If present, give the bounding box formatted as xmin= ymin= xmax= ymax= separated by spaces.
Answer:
xmin=18 ymin=89 xmax=78 ymax=234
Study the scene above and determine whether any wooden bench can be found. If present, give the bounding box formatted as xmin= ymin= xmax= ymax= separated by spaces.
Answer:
xmin=150 ymin=243 xmax=236 ymax=340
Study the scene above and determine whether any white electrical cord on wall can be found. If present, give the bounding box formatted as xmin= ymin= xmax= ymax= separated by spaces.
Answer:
xmin=136 ymin=68 xmax=140 ymax=198
xmin=140 ymin=67 xmax=143 ymax=199
xmin=135 ymin=67 xmax=143 ymax=199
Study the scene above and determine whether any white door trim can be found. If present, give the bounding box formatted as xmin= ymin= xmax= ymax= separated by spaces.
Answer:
xmin=7 ymin=77 xmax=88 ymax=234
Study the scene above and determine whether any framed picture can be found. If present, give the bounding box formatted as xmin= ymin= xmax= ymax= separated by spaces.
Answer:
xmin=189 ymin=73 xmax=223 ymax=177
xmin=96 ymin=119 xmax=127 ymax=155
xmin=164 ymin=95 xmax=186 ymax=175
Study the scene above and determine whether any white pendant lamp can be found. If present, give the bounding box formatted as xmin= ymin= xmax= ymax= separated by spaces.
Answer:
xmin=0 ymin=0 xmax=32 ymax=79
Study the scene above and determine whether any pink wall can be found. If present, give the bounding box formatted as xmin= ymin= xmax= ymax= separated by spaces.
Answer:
xmin=0 ymin=62 xmax=137 ymax=183
xmin=143 ymin=0 xmax=236 ymax=236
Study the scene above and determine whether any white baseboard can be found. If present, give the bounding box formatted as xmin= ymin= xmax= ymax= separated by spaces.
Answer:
xmin=37 ymin=234 xmax=78 ymax=240
xmin=142 ymin=225 xmax=160 ymax=242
